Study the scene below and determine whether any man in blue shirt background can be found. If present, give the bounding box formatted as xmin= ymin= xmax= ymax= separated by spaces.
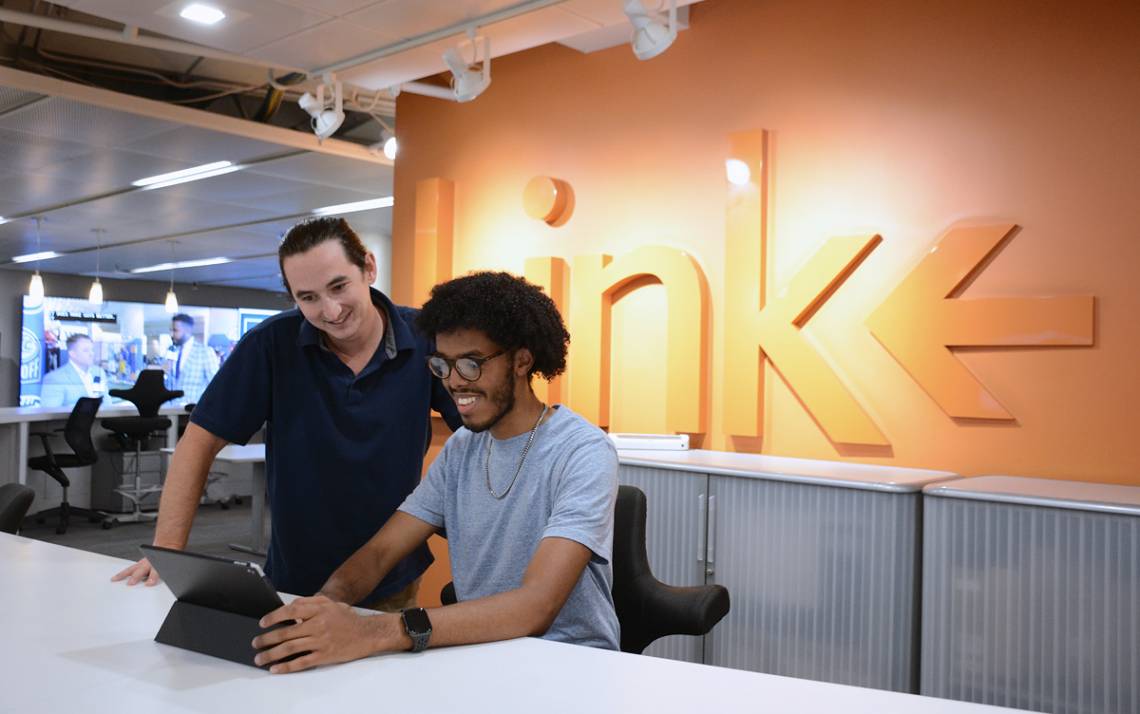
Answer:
xmin=113 ymin=217 xmax=461 ymax=609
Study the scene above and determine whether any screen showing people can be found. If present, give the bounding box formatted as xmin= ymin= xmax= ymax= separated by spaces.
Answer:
xmin=20 ymin=294 xmax=278 ymax=409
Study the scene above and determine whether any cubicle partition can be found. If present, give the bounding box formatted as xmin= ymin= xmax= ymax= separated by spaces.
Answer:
xmin=921 ymin=476 xmax=1140 ymax=714
xmin=617 ymin=450 xmax=956 ymax=693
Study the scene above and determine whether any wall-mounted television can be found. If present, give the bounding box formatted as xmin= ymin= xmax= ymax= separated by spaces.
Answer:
xmin=19 ymin=294 xmax=279 ymax=409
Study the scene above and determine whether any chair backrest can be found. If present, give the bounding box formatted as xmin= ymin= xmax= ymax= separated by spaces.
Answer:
xmin=63 ymin=396 xmax=103 ymax=463
xmin=0 ymin=483 xmax=35 ymax=534
xmin=611 ymin=484 xmax=731 ymax=654
xmin=109 ymin=369 xmax=183 ymax=417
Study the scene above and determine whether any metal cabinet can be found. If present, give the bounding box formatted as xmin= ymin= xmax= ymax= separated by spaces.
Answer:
xmin=619 ymin=452 xmax=951 ymax=693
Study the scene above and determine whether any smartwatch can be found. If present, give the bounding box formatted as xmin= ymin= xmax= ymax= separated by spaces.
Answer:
xmin=401 ymin=607 xmax=432 ymax=653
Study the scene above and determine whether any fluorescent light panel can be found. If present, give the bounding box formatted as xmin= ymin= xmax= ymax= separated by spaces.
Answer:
xmin=130 ymin=257 xmax=232 ymax=274
xmin=180 ymin=3 xmax=226 ymax=25
xmin=132 ymin=161 xmax=239 ymax=189
xmin=311 ymin=196 xmax=394 ymax=216
xmin=13 ymin=250 xmax=61 ymax=263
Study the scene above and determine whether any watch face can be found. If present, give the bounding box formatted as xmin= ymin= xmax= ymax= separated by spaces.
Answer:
xmin=403 ymin=607 xmax=431 ymax=635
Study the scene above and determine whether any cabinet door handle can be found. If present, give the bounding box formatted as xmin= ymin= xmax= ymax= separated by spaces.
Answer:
xmin=697 ymin=493 xmax=706 ymax=562
xmin=707 ymin=495 xmax=717 ymax=565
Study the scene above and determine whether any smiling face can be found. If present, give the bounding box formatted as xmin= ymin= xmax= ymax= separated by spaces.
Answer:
xmin=434 ymin=328 xmax=528 ymax=434
xmin=282 ymin=238 xmax=378 ymax=342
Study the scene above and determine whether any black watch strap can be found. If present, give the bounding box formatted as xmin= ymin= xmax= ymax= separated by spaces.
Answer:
xmin=401 ymin=607 xmax=432 ymax=653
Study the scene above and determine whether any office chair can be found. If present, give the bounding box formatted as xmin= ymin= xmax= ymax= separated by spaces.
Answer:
xmin=100 ymin=370 xmax=182 ymax=525
xmin=439 ymin=485 xmax=730 ymax=654
xmin=0 ymin=483 xmax=36 ymax=534
xmin=611 ymin=484 xmax=730 ymax=653
xmin=27 ymin=396 xmax=113 ymax=534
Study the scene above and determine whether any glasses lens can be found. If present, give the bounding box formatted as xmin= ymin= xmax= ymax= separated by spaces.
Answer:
xmin=427 ymin=356 xmax=449 ymax=379
xmin=455 ymin=357 xmax=482 ymax=381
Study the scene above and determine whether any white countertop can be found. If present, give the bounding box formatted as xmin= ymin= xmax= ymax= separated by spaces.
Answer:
xmin=0 ymin=404 xmax=185 ymax=425
xmin=618 ymin=449 xmax=958 ymax=493
xmin=924 ymin=475 xmax=1140 ymax=516
xmin=0 ymin=533 xmax=1030 ymax=714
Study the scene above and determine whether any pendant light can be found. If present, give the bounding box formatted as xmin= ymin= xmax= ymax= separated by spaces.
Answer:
xmin=88 ymin=228 xmax=105 ymax=305
xmin=28 ymin=217 xmax=45 ymax=301
xmin=164 ymin=241 xmax=179 ymax=313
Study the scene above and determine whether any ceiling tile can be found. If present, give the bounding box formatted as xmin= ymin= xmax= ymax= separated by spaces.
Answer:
xmin=121 ymin=125 xmax=298 ymax=163
xmin=69 ymin=0 xmax=333 ymax=54
xmin=0 ymin=97 xmax=173 ymax=147
xmin=0 ymin=128 xmax=94 ymax=174
xmin=270 ymin=0 xmax=380 ymax=16
xmin=341 ymin=6 xmax=599 ymax=88
xmin=245 ymin=17 xmax=402 ymax=69
xmin=27 ymin=150 xmax=199 ymax=195
xmin=344 ymin=0 xmax=521 ymax=39
xmin=242 ymin=151 xmax=393 ymax=193
xmin=0 ymin=87 xmax=44 ymax=114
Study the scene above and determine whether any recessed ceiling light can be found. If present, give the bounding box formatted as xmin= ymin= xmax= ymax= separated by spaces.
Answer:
xmin=132 ymin=161 xmax=241 ymax=190
xmin=180 ymin=3 xmax=226 ymax=25
xmin=311 ymin=196 xmax=394 ymax=216
xmin=12 ymin=250 xmax=61 ymax=263
xmin=130 ymin=257 xmax=232 ymax=274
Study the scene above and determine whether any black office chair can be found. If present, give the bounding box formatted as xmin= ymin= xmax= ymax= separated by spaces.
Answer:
xmin=439 ymin=485 xmax=730 ymax=654
xmin=27 ymin=396 xmax=113 ymax=534
xmin=0 ymin=483 xmax=36 ymax=534
xmin=100 ymin=370 xmax=182 ymax=525
xmin=611 ymin=484 xmax=730 ymax=653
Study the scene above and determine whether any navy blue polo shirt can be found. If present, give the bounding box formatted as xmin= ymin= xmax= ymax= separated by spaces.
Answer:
xmin=190 ymin=289 xmax=460 ymax=604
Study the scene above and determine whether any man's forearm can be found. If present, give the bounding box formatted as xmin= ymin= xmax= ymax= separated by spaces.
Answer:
xmin=318 ymin=511 xmax=439 ymax=604
xmin=152 ymin=422 xmax=227 ymax=548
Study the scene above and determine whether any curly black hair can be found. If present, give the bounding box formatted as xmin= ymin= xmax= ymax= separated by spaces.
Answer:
xmin=416 ymin=271 xmax=570 ymax=381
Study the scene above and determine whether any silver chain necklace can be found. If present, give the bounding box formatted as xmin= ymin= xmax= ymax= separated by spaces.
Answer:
xmin=484 ymin=403 xmax=548 ymax=499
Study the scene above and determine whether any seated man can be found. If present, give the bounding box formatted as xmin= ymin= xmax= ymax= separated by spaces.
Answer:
xmin=253 ymin=272 xmax=620 ymax=672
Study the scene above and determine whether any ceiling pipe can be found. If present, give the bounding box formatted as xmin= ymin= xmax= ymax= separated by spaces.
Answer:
xmin=311 ymin=0 xmax=568 ymax=75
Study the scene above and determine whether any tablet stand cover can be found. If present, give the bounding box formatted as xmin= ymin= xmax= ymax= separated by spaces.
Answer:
xmin=142 ymin=545 xmax=284 ymax=667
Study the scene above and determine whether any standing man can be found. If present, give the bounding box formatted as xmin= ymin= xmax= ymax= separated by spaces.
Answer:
xmin=252 ymin=272 xmax=619 ymax=673
xmin=113 ymin=217 xmax=462 ymax=612
xmin=165 ymin=313 xmax=219 ymax=405
xmin=40 ymin=334 xmax=107 ymax=407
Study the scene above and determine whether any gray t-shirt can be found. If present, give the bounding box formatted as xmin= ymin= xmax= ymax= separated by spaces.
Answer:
xmin=399 ymin=404 xmax=620 ymax=650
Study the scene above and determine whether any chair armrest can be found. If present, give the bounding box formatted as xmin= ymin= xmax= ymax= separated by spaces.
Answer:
xmin=30 ymin=432 xmax=59 ymax=462
xmin=638 ymin=578 xmax=731 ymax=637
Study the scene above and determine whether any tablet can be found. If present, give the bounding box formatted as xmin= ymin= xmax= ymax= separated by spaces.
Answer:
xmin=140 ymin=544 xmax=283 ymax=618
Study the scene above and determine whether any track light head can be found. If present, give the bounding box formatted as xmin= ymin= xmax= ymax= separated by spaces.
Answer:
xmin=442 ymin=34 xmax=491 ymax=102
xmin=624 ymin=0 xmax=678 ymax=61
xmin=299 ymin=78 xmax=345 ymax=140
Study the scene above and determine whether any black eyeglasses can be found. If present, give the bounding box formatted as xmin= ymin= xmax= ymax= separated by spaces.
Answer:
xmin=427 ymin=350 xmax=506 ymax=381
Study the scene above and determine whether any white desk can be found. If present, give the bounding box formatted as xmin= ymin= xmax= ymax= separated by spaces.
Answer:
xmin=0 ymin=404 xmax=184 ymax=487
xmin=161 ymin=443 xmax=267 ymax=556
xmin=0 ymin=533 xmax=1030 ymax=714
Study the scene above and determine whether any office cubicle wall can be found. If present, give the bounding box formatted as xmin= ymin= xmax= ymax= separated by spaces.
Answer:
xmin=922 ymin=478 xmax=1140 ymax=714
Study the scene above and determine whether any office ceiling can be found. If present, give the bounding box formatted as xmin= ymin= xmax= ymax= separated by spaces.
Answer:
xmin=0 ymin=84 xmax=392 ymax=293
xmin=54 ymin=0 xmax=703 ymax=89
xmin=0 ymin=0 xmax=702 ymax=294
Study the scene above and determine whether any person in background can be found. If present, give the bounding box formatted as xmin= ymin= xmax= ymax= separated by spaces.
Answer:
xmin=40 ymin=334 xmax=107 ymax=408
xmin=113 ymin=217 xmax=462 ymax=616
xmin=252 ymin=272 xmax=619 ymax=673
xmin=165 ymin=313 xmax=219 ymax=405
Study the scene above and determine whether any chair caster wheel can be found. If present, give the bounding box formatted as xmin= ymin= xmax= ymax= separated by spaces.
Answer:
xmin=88 ymin=515 xmax=102 ymax=523
xmin=102 ymin=520 xmax=115 ymax=530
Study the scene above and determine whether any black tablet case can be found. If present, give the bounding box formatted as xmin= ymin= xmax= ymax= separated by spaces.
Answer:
xmin=142 ymin=544 xmax=284 ymax=667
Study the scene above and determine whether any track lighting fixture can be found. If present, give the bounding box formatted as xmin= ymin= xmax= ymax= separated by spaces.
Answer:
xmin=623 ymin=0 xmax=678 ymax=61
xmin=298 ymin=75 xmax=346 ymax=140
xmin=442 ymin=31 xmax=491 ymax=102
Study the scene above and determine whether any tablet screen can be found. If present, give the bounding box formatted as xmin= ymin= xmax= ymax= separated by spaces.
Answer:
xmin=141 ymin=545 xmax=284 ymax=618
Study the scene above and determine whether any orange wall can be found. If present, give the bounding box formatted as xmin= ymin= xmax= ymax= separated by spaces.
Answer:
xmin=392 ymin=0 xmax=1140 ymax=487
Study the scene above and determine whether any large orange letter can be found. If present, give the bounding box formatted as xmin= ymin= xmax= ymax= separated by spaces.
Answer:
xmin=724 ymin=130 xmax=887 ymax=446
xmin=569 ymin=246 xmax=710 ymax=435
